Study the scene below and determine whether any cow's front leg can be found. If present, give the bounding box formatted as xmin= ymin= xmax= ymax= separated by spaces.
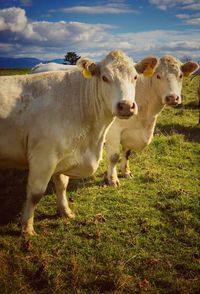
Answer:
xmin=21 ymin=156 xmax=57 ymax=236
xmin=106 ymin=153 xmax=120 ymax=187
xmin=105 ymin=131 xmax=121 ymax=187
xmin=120 ymin=149 xmax=133 ymax=178
xmin=52 ymin=173 xmax=75 ymax=219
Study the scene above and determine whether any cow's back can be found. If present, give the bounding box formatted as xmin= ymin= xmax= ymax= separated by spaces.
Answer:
xmin=31 ymin=63 xmax=74 ymax=73
xmin=0 ymin=73 xmax=67 ymax=168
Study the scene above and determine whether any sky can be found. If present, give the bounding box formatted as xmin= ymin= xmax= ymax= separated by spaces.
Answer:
xmin=0 ymin=0 xmax=199 ymax=62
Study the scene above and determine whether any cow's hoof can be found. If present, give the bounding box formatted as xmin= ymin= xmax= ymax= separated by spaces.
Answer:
xmin=108 ymin=179 xmax=120 ymax=187
xmin=103 ymin=172 xmax=120 ymax=187
xmin=123 ymin=172 xmax=133 ymax=179
xmin=58 ymin=208 xmax=75 ymax=219
xmin=67 ymin=211 xmax=76 ymax=219
xmin=22 ymin=226 xmax=37 ymax=236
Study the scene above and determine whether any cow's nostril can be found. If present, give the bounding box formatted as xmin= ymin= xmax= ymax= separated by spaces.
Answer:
xmin=117 ymin=102 xmax=124 ymax=111
xmin=131 ymin=103 xmax=135 ymax=109
xmin=175 ymin=96 xmax=179 ymax=101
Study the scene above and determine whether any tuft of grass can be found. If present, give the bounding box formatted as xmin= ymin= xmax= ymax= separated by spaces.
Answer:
xmin=0 ymin=74 xmax=200 ymax=293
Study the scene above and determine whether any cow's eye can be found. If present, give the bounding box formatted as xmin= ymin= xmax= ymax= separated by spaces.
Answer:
xmin=180 ymin=74 xmax=183 ymax=79
xmin=134 ymin=75 xmax=137 ymax=80
xmin=157 ymin=74 xmax=161 ymax=79
xmin=102 ymin=75 xmax=109 ymax=82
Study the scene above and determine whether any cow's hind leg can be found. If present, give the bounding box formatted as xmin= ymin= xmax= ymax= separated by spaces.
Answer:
xmin=52 ymin=173 xmax=75 ymax=219
xmin=21 ymin=156 xmax=56 ymax=236
xmin=120 ymin=149 xmax=133 ymax=178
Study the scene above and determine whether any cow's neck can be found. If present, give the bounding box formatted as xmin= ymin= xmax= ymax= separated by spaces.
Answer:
xmin=79 ymin=75 xmax=114 ymax=151
xmin=136 ymin=77 xmax=165 ymax=131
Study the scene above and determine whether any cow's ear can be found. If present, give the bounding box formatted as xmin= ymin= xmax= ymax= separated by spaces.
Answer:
xmin=181 ymin=61 xmax=199 ymax=77
xmin=135 ymin=56 xmax=158 ymax=77
xmin=77 ymin=58 xmax=99 ymax=79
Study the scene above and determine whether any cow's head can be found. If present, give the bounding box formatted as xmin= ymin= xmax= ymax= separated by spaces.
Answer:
xmin=152 ymin=55 xmax=199 ymax=106
xmin=77 ymin=50 xmax=158 ymax=119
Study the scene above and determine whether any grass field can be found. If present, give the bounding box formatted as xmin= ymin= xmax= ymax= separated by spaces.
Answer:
xmin=0 ymin=68 xmax=31 ymax=76
xmin=0 ymin=69 xmax=199 ymax=293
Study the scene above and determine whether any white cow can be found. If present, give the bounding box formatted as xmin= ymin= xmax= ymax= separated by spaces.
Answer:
xmin=0 ymin=50 xmax=158 ymax=235
xmin=31 ymin=62 xmax=74 ymax=73
xmin=105 ymin=55 xmax=199 ymax=186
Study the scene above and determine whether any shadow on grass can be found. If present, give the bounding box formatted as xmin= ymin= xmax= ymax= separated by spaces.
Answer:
xmin=0 ymin=170 xmax=56 ymax=225
xmin=68 ymin=176 xmax=102 ymax=192
xmin=85 ymin=279 xmax=116 ymax=293
xmin=155 ymin=190 xmax=199 ymax=234
xmin=36 ymin=213 xmax=58 ymax=221
xmin=0 ymin=170 xmax=27 ymax=225
xmin=156 ymin=124 xmax=200 ymax=143
xmin=0 ymin=170 xmax=101 ymax=225
xmin=0 ymin=229 xmax=20 ymax=237
xmin=183 ymin=100 xmax=199 ymax=109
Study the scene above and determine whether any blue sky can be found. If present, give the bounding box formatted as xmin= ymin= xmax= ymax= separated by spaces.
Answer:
xmin=0 ymin=0 xmax=199 ymax=61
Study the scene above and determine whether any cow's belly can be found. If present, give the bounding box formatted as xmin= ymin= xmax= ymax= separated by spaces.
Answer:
xmin=121 ymin=128 xmax=153 ymax=152
xmin=0 ymin=144 xmax=27 ymax=169
xmin=0 ymin=158 xmax=28 ymax=169
xmin=0 ymin=149 xmax=28 ymax=169
xmin=55 ymin=148 xmax=100 ymax=178
xmin=0 ymin=119 xmax=28 ymax=168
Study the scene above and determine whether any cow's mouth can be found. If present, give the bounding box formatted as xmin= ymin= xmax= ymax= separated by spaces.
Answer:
xmin=166 ymin=101 xmax=179 ymax=107
xmin=116 ymin=113 xmax=134 ymax=119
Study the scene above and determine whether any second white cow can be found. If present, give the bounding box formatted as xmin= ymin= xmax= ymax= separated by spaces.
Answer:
xmin=31 ymin=62 xmax=74 ymax=73
xmin=105 ymin=55 xmax=199 ymax=186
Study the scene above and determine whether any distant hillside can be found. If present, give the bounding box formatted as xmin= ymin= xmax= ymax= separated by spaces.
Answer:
xmin=0 ymin=57 xmax=64 ymax=68
xmin=49 ymin=59 xmax=64 ymax=64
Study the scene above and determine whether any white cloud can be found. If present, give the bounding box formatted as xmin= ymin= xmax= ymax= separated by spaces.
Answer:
xmin=0 ymin=16 xmax=7 ymax=31
xmin=149 ymin=0 xmax=200 ymax=26
xmin=157 ymin=40 xmax=200 ymax=50
xmin=0 ymin=7 xmax=43 ymax=41
xmin=31 ymin=21 xmax=114 ymax=46
xmin=149 ymin=0 xmax=200 ymax=11
xmin=0 ymin=7 xmax=199 ymax=61
xmin=84 ymin=30 xmax=200 ymax=61
xmin=181 ymin=3 xmax=200 ymax=10
xmin=185 ymin=18 xmax=200 ymax=25
xmin=56 ymin=5 xmax=135 ymax=14
xmin=0 ymin=7 xmax=115 ymax=45
xmin=50 ymin=1 xmax=137 ymax=14
xmin=176 ymin=14 xmax=190 ymax=19
xmin=0 ymin=7 xmax=27 ymax=32
xmin=176 ymin=13 xmax=200 ymax=25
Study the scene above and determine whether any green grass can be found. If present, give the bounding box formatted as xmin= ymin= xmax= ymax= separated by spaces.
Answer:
xmin=0 ymin=68 xmax=31 ymax=76
xmin=0 ymin=70 xmax=200 ymax=293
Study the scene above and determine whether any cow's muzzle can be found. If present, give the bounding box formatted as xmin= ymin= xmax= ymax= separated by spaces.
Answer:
xmin=165 ymin=95 xmax=181 ymax=106
xmin=116 ymin=101 xmax=138 ymax=118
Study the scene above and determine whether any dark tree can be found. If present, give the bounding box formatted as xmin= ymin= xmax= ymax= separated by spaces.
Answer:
xmin=64 ymin=52 xmax=81 ymax=65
